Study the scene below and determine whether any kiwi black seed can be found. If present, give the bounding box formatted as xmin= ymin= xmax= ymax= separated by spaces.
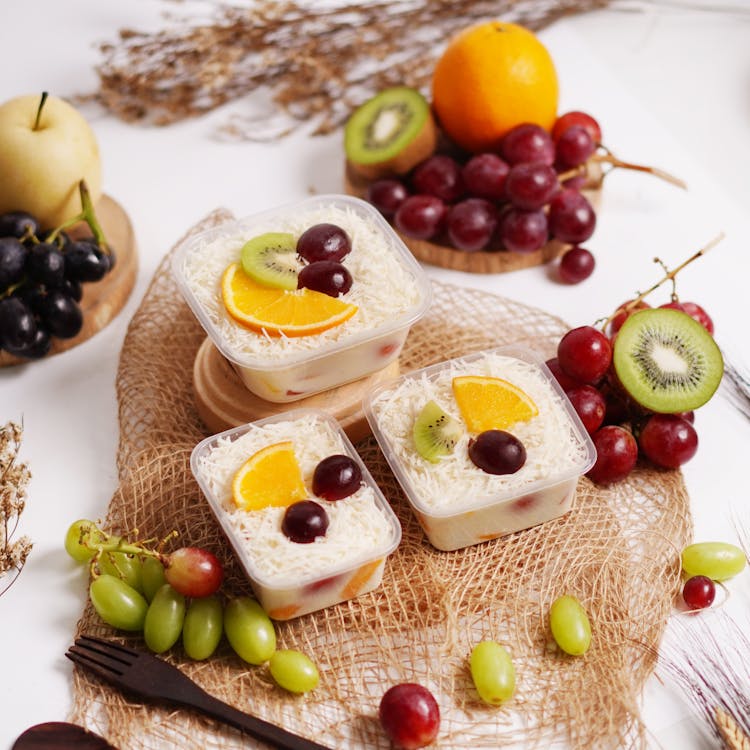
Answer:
xmin=412 ymin=400 xmax=463 ymax=463
xmin=240 ymin=232 xmax=301 ymax=290
xmin=344 ymin=87 xmax=437 ymax=179
xmin=612 ymin=308 xmax=723 ymax=413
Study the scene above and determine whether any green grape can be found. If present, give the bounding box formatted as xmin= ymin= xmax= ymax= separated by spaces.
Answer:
xmin=143 ymin=584 xmax=186 ymax=654
xmin=224 ymin=597 xmax=276 ymax=665
xmin=98 ymin=551 xmax=144 ymax=593
xmin=469 ymin=641 xmax=515 ymax=705
xmin=183 ymin=596 xmax=223 ymax=660
xmin=681 ymin=542 xmax=747 ymax=582
xmin=141 ymin=556 xmax=167 ymax=602
xmin=89 ymin=574 xmax=148 ymax=631
xmin=549 ymin=595 xmax=591 ymax=656
xmin=64 ymin=519 xmax=115 ymax=563
xmin=269 ymin=649 xmax=319 ymax=694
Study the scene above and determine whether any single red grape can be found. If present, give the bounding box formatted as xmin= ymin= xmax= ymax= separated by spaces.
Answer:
xmin=499 ymin=208 xmax=548 ymax=253
xmin=411 ymin=155 xmax=464 ymax=202
xmin=682 ymin=575 xmax=716 ymax=610
xmin=608 ymin=299 xmax=651 ymax=336
xmin=468 ymin=430 xmax=526 ymax=475
xmin=505 ymin=162 xmax=559 ymax=210
xmin=638 ymin=414 xmax=698 ymax=469
xmin=555 ymin=125 xmax=596 ymax=168
xmin=552 ymin=111 xmax=602 ymax=144
xmin=557 ymin=326 xmax=612 ymax=384
xmin=379 ymin=683 xmax=440 ymax=750
xmin=281 ymin=500 xmax=329 ymax=544
xmin=566 ymin=385 xmax=606 ymax=434
xmin=501 ymin=123 xmax=555 ymax=165
xmin=558 ymin=246 xmax=595 ymax=283
xmin=659 ymin=301 xmax=714 ymax=335
xmin=296 ymin=223 xmax=351 ymax=263
xmin=446 ymin=198 xmax=498 ymax=251
xmin=163 ymin=547 xmax=224 ymax=598
xmin=586 ymin=425 xmax=638 ymax=484
xmin=312 ymin=454 xmax=362 ymax=500
xmin=394 ymin=195 xmax=446 ymax=240
xmin=548 ymin=188 xmax=596 ymax=244
xmin=461 ymin=153 xmax=509 ymax=201
xmin=545 ymin=357 xmax=584 ymax=392
xmin=297 ymin=260 xmax=352 ymax=297
xmin=367 ymin=179 xmax=409 ymax=218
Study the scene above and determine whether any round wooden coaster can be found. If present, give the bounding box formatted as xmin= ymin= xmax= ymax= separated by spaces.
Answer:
xmin=344 ymin=161 xmax=602 ymax=274
xmin=193 ymin=338 xmax=401 ymax=441
xmin=0 ymin=194 xmax=138 ymax=367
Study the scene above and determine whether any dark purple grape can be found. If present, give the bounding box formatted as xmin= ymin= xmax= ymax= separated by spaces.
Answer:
xmin=312 ymin=454 xmax=362 ymax=500
xmin=297 ymin=223 xmax=351 ymax=263
xmin=411 ymin=155 xmax=465 ymax=202
xmin=0 ymin=237 xmax=27 ymax=289
xmin=0 ymin=211 xmax=38 ymax=239
xmin=501 ymin=124 xmax=555 ymax=165
xmin=446 ymin=198 xmax=498 ymax=251
xmin=25 ymin=243 xmax=65 ymax=286
xmin=281 ymin=500 xmax=329 ymax=544
xmin=297 ymin=260 xmax=352 ymax=297
xmin=468 ymin=430 xmax=526 ymax=474
xmin=394 ymin=195 xmax=446 ymax=240
xmin=505 ymin=162 xmax=559 ymax=210
xmin=64 ymin=240 xmax=111 ymax=282
xmin=0 ymin=297 xmax=37 ymax=351
xmin=39 ymin=290 xmax=83 ymax=339
xmin=499 ymin=208 xmax=548 ymax=253
xmin=555 ymin=125 xmax=596 ymax=169
xmin=367 ymin=179 xmax=409 ymax=218
xmin=548 ymin=189 xmax=596 ymax=244
xmin=558 ymin=246 xmax=595 ymax=283
xmin=62 ymin=278 xmax=83 ymax=302
xmin=461 ymin=153 xmax=509 ymax=201
xmin=2 ymin=326 xmax=51 ymax=360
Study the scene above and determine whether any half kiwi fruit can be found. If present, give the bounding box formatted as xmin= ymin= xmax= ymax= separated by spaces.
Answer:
xmin=344 ymin=87 xmax=438 ymax=180
xmin=613 ymin=308 xmax=723 ymax=413
xmin=240 ymin=232 xmax=301 ymax=290
xmin=413 ymin=400 xmax=463 ymax=463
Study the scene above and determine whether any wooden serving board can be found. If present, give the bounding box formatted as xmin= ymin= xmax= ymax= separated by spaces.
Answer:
xmin=344 ymin=161 xmax=602 ymax=274
xmin=0 ymin=194 xmax=138 ymax=367
xmin=193 ymin=337 xmax=400 ymax=441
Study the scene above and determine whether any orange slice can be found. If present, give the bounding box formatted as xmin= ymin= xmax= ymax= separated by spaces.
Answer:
xmin=452 ymin=375 xmax=538 ymax=433
xmin=221 ymin=263 xmax=357 ymax=337
xmin=231 ymin=441 xmax=308 ymax=511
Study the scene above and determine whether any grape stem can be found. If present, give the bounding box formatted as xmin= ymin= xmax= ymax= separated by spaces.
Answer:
xmin=46 ymin=180 xmax=110 ymax=252
xmin=592 ymin=146 xmax=687 ymax=190
xmin=600 ymin=232 xmax=725 ymax=332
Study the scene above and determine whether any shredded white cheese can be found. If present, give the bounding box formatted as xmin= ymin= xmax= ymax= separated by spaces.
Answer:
xmin=194 ymin=416 xmax=396 ymax=586
xmin=368 ymin=353 xmax=592 ymax=513
xmin=180 ymin=202 xmax=426 ymax=363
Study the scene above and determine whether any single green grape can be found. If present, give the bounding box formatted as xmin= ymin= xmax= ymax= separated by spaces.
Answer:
xmin=469 ymin=641 xmax=515 ymax=705
xmin=183 ymin=596 xmax=223 ymax=660
xmin=269 ymin=650 xmax=320 ymax=694
xmin=143 ymin=584 xmax=186 ymax=654
xmin=681 ymin=542 xmax=747 ymax=582
xmin=89 ymin=574 xmax=148 ymax=631
xmin=224 ymin=597 xmax=276 ymax=665
xmin=98 ymin=551 xmax=144 ymax=593
xmin=64 ymin=519 xmax=114 ymax=563
xmin=141 ymin=556 xmax=167 ymax=602
xmin=549 ymin=595 xmax=591 ymax=656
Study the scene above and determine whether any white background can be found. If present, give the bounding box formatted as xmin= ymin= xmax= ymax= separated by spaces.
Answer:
xmin=1 ymin=2 xmax=749 ymax=748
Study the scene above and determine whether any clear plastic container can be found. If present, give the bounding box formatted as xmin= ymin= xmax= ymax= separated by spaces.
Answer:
xmin=173 ymin=194 xmax=432 ymax=403
xmin=190 ymin=408 xmax=402 ymax=619
xmin=363 ymin=346 xmax=596 ymax=551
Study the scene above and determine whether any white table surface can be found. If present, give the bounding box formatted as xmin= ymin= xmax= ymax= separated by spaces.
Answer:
xmin=1 ymin=2 xmax=749 ymax=748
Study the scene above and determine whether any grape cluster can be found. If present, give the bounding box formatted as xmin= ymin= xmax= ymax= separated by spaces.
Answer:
xmin=0 ymin=203 xmax=115 ymax=360
xmin=365 ymin=111 xmax=601 ymax=281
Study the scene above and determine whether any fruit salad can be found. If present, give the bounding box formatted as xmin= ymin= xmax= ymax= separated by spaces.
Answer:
xmin=190 ymin=409 xmax=401 ymax=619
xmin=364 ymin=347 xmax=596 ymax=551
xmin=173 ymin=195 xmax=431 ymax=402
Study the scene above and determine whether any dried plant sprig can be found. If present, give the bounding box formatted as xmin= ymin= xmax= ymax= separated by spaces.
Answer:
xmin=0 ymin=421 xmax=32 ymax=595
xmin=93 ymin=0 xmax=611 ymax=140
xmin=721 ymin=360 xmax=750 ymax=422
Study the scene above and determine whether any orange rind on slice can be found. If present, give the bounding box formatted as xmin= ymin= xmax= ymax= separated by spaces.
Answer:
xmin=221 ymin=263 xmax=358 ymax=337
xmin=452 ymin=375 xmax=538 ymax=433
xmin=231 ymin=440 xmax=308 ymax=511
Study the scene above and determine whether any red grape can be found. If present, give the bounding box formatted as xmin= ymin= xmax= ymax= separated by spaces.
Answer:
xmin=682 ymin=575 xmax=716 ymax=610
xmin=281 ymin=500 xmax=329 ymax=544
xmin=499 ymin=208 xmax=548 ymax=253
xmin=587 ymin=425 xmax=638 ymax=484
xmin=297 ymin=260 xmax=352 ymax=297
xmin=312 ymin=454 xmax=362 ymax=500
xmin=558 ymin=246 xmax=595 ymax=284
xmin=296 ymin=223 xmax=351 ymax=263
xmin=504 ymin=162 xmax=559 ymax=210
xmin=609 ymin=299 xmax=650 ymax=336
xmin=461 ymin=153 xmax=509 ymax=201
xmin=545 ymin=357 xmax=584 ymax=391
xmin=163 ymin=547 xmax=224 ymax=598
xmin=555 ymin=125 xmax=596 ymax=168
xmin=411 ymin=155 xmax=464 ymax=202
xmin=468 ymin=430 xmax=526 ymax=475
xmin=501 ymin=123 xmax=555 ymax=166
xmin=394 ymin=195 xmax=446 ymax=240
xmin=548 ymin=189 xmax=596 ymax=244
xmin=638 ymin=414 xmax=698 ymax=469
xmin=367 ymin=179 xmax=409 ymax=218
xmin=552 ymin=111 xmax=602 ymax=144
xmin=557 ymin=326 xmax=612 ymax=384
xmin=566 ymin=385 xmax=606 ymax=434
xmin=659 ymin=301 xmax=714 ymax=335
xmin=379 ymin=683 xmax=440 ymax=750
xmin=446 ymin=198 xmax=498 ymax=251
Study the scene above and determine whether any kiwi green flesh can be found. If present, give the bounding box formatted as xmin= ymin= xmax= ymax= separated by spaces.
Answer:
xmin=240 ymin=232 xmax=300 ymax=290
xmin=613 ymin=308 xmax=723 ymax=413
xmin=413 ymin=400 xmax=463 ymax=463
xmin=345 ymin=87 xmax=429 ymax=166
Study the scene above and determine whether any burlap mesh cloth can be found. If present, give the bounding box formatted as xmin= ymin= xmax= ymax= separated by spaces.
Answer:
xmin=71 ymin=211 xmax=692 ymax=749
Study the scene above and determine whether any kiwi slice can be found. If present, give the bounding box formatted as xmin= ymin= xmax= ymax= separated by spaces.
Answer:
xmin=413 ymin=400 xmax=463 ymax=463
xmin=345 ymin=87 xmax=437 ymax=179
xmin=240 ymin=232 xmax=301 ymax=290
xmin=613 ymin=308 xmax=723 ymax=413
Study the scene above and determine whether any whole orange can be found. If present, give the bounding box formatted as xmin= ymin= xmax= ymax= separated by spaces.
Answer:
xmin=432 ymin=21 xmax=558 ymax=153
